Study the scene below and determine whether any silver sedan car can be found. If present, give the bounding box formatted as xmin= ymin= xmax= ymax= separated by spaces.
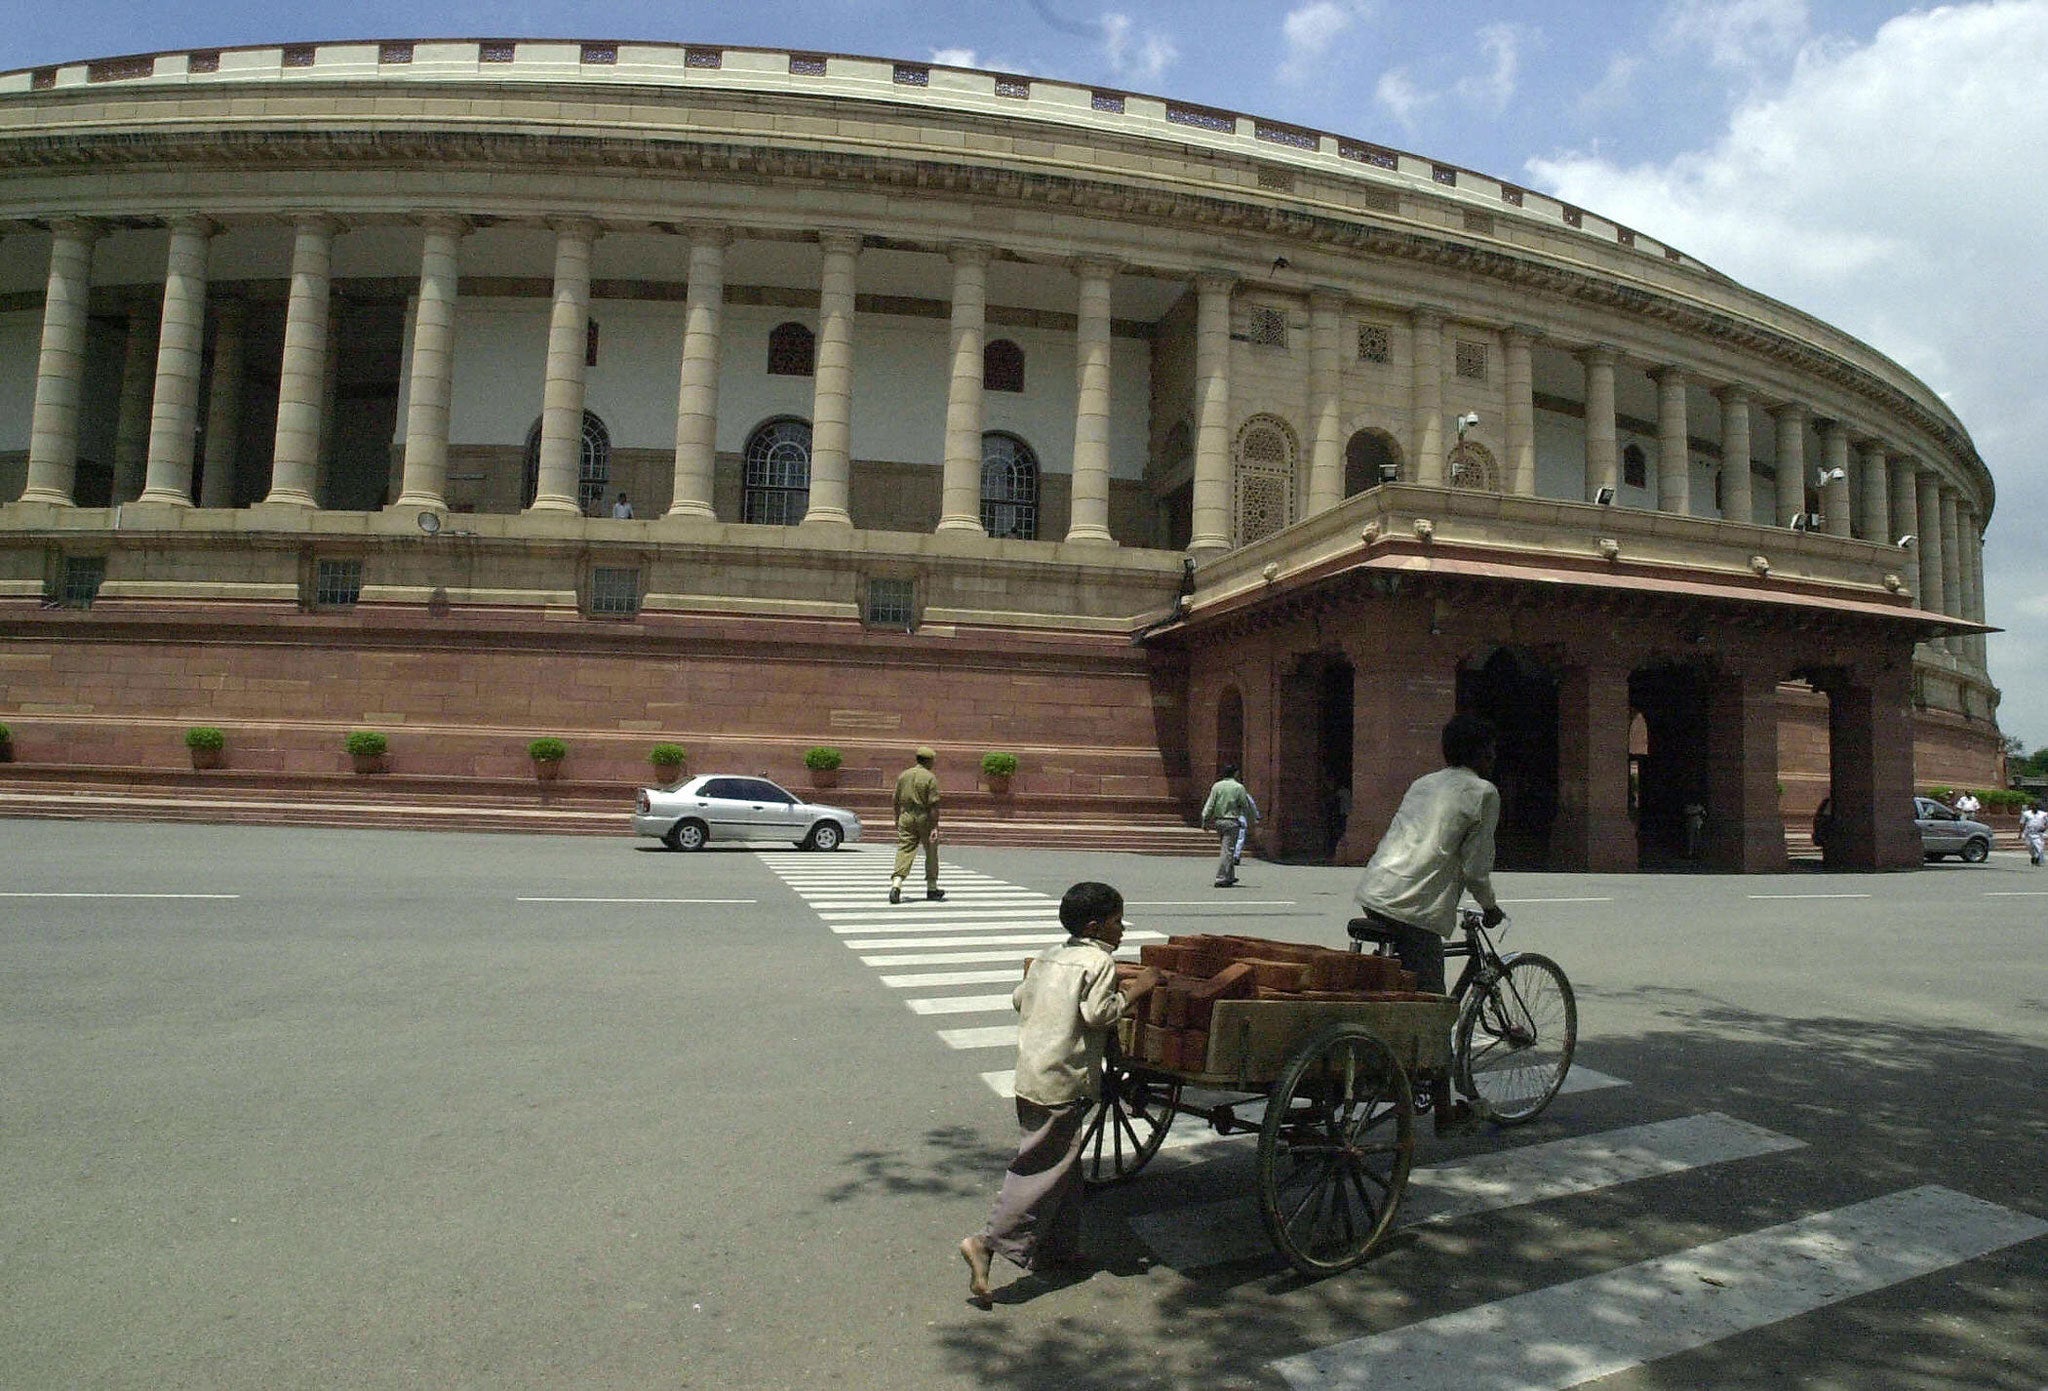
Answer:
xmin=633 ymin=774 xmax=863 ymax=852
xmin=1913 ymin=796 xmax=1994 ymax=863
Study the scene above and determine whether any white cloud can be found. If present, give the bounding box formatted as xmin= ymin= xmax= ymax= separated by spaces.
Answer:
xmin=1453 ymin=22 xmax=1523 ymax=112
xmin=1279 ymin=1 xmax=1370 ymax=86
xmin=1102 ymin=13 xmax=1177 ymax=84
xmin=1375 ymin=68 xmax=1433 ymax=128
xmin=1528 ymin=0 xmax=2048 ymax=744
xmin=1659 ymin=0 xmax=1811 ymax=74
xmin=1579 ymin=52 xmax=1643 ymax=114
xmin=930 ymin=48 xmax=979 ymax=68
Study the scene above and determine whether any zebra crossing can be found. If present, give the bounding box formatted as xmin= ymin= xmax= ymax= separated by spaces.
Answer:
xmin=760 ymin=847 xmax=2047 ymax=1388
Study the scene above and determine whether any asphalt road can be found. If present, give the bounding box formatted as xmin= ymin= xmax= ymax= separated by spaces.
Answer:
xmin=3 ymin=818 xmax=2044 ymax=1390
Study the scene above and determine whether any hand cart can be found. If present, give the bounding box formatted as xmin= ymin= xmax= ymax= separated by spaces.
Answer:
xmin=1082 ymin=995 xmax=1459 ymax=1276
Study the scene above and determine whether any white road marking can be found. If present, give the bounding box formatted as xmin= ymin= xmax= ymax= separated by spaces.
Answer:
xmin=907 ymin=994 xmax=1014 ymax=1016
xmin=880 ymin=969 xmax=1022 ymax=988
xmin=1268 ymin=1186 xmax=2048 ymax=1391
xmin=1983 ymin=891 xmax=2048 ymax=896
xmin=1746 ymin=893 xmax=1872 ymax=900
xmin=515 ymin=896 xmax=758 ymax=904
xmin=936 ymin=1025 xmax=1020 ymax=1050
xmin=862 ymin=948 xmax=1056 ymax=967
xmin=842 ymin=930 xmax=1165 ymax=951
xmin=1497 ymin=897 xmax=1616 ymax=904
xmin=830 ymin=919 xmax=1084 ymax=935
xmin=1126 ymin=900 xmax=1299 ymax=907
xmin=0 ymin=891 xmax=242 ymax=899
xmin=1133 ymin=1112 xmax=1797 ymax=1271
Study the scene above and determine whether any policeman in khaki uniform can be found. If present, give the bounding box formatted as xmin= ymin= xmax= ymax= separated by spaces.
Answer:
xmin=890 ymin=746 xmax=946 ymax=904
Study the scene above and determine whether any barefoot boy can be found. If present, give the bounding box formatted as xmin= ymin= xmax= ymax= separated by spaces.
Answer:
xmin=961 ymin=881 xmax=1158 ymax=1304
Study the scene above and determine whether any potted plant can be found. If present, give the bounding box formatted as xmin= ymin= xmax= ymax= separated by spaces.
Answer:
xmin=527 ymin=737 xmax=568 ymax=782
xmin=0 ymin=722 xmax=11 ymax=763
xmin=981 ymin=751 xmax=1019 ymax=793
xmin=344 ymin=729 xmax=389 ymax=774
xmin=648 ymin=743 xmax=688 ymax=785
xmin=185 ymin=725 xmax=226 ymax=770
xmin=804 ymin=746 xmax=844 ymax=789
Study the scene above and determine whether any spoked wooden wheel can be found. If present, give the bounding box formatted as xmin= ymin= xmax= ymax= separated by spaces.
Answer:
xmin=1081 ymin=1039 xmax=1182 ymax=1187
xmin=1257 ymin=1023 xmax=1414 ymax=1276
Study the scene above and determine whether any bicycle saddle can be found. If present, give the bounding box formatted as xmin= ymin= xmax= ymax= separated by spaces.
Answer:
xmin=1345 ymin=915 xmax=1402 ymax=947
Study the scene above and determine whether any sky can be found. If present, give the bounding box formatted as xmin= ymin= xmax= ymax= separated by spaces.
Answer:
xmin=8 ymin=1 xmax=2045 ymax=751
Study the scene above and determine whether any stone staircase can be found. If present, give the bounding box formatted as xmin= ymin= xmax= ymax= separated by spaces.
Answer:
xmin=0 ymin=764 xmax=1217 ymax=856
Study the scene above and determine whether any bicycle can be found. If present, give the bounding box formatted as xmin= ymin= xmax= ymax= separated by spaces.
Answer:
xmin=1345 ymin=907 xmax=1576 ymax=1124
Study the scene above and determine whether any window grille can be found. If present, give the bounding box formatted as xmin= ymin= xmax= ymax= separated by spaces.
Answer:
xmin=581 ymin=44 xmax=619 ymax=65
xmin=1563 ymin=206 xmax=1584 ymax=228
xmin=1446 ymin=441 xmax=1499 ymax=492
xmin=1246 ymin=306 xmax=1288 ymax=348
xmin=1357 ymin=324 xmax=1392 ymax=364
xmin=378 ymin=43 xmax=414 ymax=64
xmin=590 ymin=567 xmax=640 ymax=617
xmin=480 ymin=41 xmax=517 ymax=63
xmin=685 ymin=47 xmax=722 ymax=68
xmin=1233 ymin=416 xmax=1298 ymax=546
xmin=1455 ymin=340 xmax=1488 ymax=381
xmin=1432 ymin=164 xmax=1458 ymax=186
xmin=743 ymin=418 xmax=813 ymax=525
xmin=188 ymin=52 xmax=220 ymax=73
xmin=1255 ymin=121 xmax=1317 ymax=150
xmin=88 ymin=56 xmax=154 ymax=82
xmin=767 ymin=321 xmax=816 ymax=377
xmin=1256 ymin=166 xmax=1295 ymax=192
xmin=892 ymin=63 xmax=929 ymax=86
xmin=1499 ymin=185 xmax=1524 ymax=206
xmin=995 ymin=76 xmax=1030 ymax=99
xmin=1339 ymin=140 xmax=1398 ymax=170
xmin=313 ymin=558 xmax=363 ymax=609
xmin=1090 ymin=91 xmax=1125 ymax=113
xmin=980 ymin=433 xmax=1039 ymax=540
xmin=31 ymin=67 xmax=57 ymax=89
xmin=1166 ymin=102 xmax=1235 ymax=133
xmin=585 ymin=318 xmax=600 ymax=368
xmin=1617 ymin=227 xmax=1637 ymax=248
xmin=790 ymin=54 xmax=827 ymax=76
xmin=1623 ymin=444 xmax=1647 ymax=490
xmin=282 ymin=46 xmax=316 ymax=68
xmin=57 ymin=556 xmax=105 ymax=608
xmin=521 ymin=410 xmax=612 ymax=512
xmin=983 ymin=339 xmax=1024 ymax=393
xmin=866 ymin=577 xmax=916 ymax=628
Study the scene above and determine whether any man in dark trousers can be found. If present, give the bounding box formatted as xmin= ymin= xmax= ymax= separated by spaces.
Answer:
xmin=890 ymin=745 xmax=945 ymax=904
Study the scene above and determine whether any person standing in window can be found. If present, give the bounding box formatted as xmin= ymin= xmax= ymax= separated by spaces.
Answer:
xmin=611 ymin=491 xmax=634 ymax=519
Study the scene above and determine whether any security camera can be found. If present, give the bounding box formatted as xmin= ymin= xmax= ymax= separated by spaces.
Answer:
xmin=1816 ymin=467 xmax=1846 ymax=485
xmin=1457 ymin=411 xmax=1480 ymax=431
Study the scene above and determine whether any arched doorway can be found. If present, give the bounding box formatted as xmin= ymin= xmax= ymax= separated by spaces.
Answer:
xmin=1458 ymin=646 xmax=1559 ymax=869
xmin=1344 ymin=428 xmax=1403 ymax=495
xmin=522 ymin=409 xmax=611 ymax=513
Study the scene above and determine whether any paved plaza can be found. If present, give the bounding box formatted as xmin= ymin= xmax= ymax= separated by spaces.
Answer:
xmin=4 ymin=818 xmax=2044 ymax=1389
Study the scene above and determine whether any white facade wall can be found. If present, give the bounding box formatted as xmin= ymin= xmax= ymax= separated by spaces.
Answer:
xmin=0 ymin=309 xmax=37 ymax=452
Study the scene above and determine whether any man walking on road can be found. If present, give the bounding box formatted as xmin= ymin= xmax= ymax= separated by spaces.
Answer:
xmin=2022 ymin=802 xmax=2047 ymax=867
xmin=1200 ymin=764 xmax=1257 ymax=888
xmin=890 ymin=746 xmax=945 ymax=904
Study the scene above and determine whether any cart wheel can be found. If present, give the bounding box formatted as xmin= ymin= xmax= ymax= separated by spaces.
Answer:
xmin=1081 ymin=1040 xmax=1182 ymax=1187
xmin=1454 ymin=952 xmax=1576 ymax=1125
xmin=1256 ymin=1023 xmax=1413 ymax=1276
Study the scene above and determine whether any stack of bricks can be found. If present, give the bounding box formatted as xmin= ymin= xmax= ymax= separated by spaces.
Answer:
xmin=1121 ymin=933 xmax=1439 ymax=1075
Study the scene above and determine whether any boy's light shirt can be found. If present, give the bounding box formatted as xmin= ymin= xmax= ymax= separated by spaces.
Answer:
xmin=1011 ymin=936 xmax=1129 ymax=1106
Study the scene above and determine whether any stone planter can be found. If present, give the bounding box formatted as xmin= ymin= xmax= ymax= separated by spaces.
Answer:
xmin=190 ymin=746 xmax=224 ymax=771
xmin=533 ymin=757 xmax=563 ymax=783
xmin=651 ymin=762 xmax=686 ymax=787
xmin=985 ymin=773 xmax=1012 ymax=794
xmin=809 ymin=767 xmax=840 ymax=790
xmin=351 ymin=752 xmax=388 ymax=774
xmin=0 ymin=739 xmax=12 ymax=764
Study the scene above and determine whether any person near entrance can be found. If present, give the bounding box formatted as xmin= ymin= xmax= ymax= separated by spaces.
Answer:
xmin=2022 ymin=802 xmax=2047 ymax=867
xmin=1955 ymin=789 xmax=1981 ymax=818
xmin=1201 ymin=763 xmax=1257 ymax=888
xmin=1351 ymin=713 xmax=1505 ymax=998
xmin=890 ymin=745 xmax=945 ymax=904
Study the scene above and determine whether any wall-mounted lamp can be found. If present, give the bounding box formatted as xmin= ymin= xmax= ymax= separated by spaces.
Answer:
xmin=1593 ymin=486 xmax=1616 ymax=506
xmin=1378 ymin=463 xmax=1400 ymax=485
xmin=1896 ymin=534 xmax=1917 ymax=549
xmin=417 ymin=511 xmax=443 ymax=536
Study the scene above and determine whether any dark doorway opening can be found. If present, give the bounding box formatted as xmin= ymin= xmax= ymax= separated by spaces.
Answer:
xmin=1458 ymin=646 xmax=1559 ymax=870
xmin=1629 ymin=662 xmax=1712 ymax=867
xmin=1275 ymin=653 xmax=1354 ymax=860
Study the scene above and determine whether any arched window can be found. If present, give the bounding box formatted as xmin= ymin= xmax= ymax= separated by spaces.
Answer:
xmin=1622 ymin=443 xmax=1647 ymax=490
xmin=1233 ymin=414 xmax=1299 ymax=546
xmin=1445 ymin=440 xmax=1500 ymax=491
xmin=767 ymin=321 xmax=815 ymax=377
xmin=1343 ymin=428 xmax=1403 ymax=495
xmin=742 ymin=417 xmax=812 ymax=525
xmin=981 ymin=432 xmax=1039 ymax=539
xmin=522 ymin=410 xmax=612 ymax=512
xmin=983 ymin=338 xmax=1024 ymax=393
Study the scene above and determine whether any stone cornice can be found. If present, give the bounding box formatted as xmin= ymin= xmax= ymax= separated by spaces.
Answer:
xmin=0 ymin=122 xmax=1986 ymax=490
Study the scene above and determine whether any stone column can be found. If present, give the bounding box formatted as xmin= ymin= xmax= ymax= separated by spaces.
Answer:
xmin=1858 ymin=440 xmax=1890 ymax=544
xmin=112 ymin=305 xmax=158 ymax=504
xmin=1581 ymin=345 xmax=1617 ymax=500
xmin=1705 ymin=669 xmax=1790 ymax=872
xmin=937 ymin=243 xmax=991 ymax=534
xmin=396 ymin=215 xmax=467 ymax=509
xmin=314 ymin=300 xmax=342 ymax=507
xmin=528 ymin=218 xmax=601 ymax=514
xmin=1188 ymin=271 xmax=1235 ymax=555
xmin=1066 ymin=256 xmax=1118 ymax=544
xmin=1820 ymin=420 xmax=1852 ymax=538
xmin=20 ymin=218 xmax=100 ymax=505
xmin=1959 ymin=507 xmax=1984 ymax=667
xmin=197 ymin=298 xmax=246 ymax=508
xmin=1303 ymin=288 xmax=1345 ymax=517
xmin=1654 ymin=365 xmax=1689 ymax=514
xmin=1411 ymin=308 xmax=1445 ymax=487
xmin=1772 ymin=404 xmax=1807 ymax=527
xmin=1717 ymin=386 xmax=1753 ymax=524
xmin=1939 ymin=488 xmax=1962 ymax=653
xmin=138 ymin=216 xmax=218 ymax=505
xmin=802 ymin=231 xmax=859 ymax=528
xmin=667 ymin=224 xmax=728 ymax=519
xmin=1552 ymin=662 xmax=1636 ymax=872
xmin=1970 ymin=520 xmax=1989 ymax=668
xmin=1503 ymin=326 xmax=1537 ymax=496
xmin=264 ymin=213 xmax=339 ymax=507
xmin=1915 ymin=469 xmax=1945 ymax=622
xmin=1888 ymin=454 xmax=1918 ymax=563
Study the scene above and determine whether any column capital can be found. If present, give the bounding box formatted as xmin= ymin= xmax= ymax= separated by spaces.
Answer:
xmin=546 ymin=215 xmax=603 ymax=242
xmin=1578 ymin=342 xmax=1619 ymax=369
xmin=1411 ymin=303 xmax=1450 ymax=329
xmin=817 ymin=228 xmax=864 ymax=257
xmin=165 ymin=214 xmax=219 ymax=239
xmin=1501 ymin=322 xmax=1544 ymax=346
xmin=1714 ymin=382 xmax=1752 ymax=407
xmin=286 ymin=211 xmax=346 ymax=236
xmin=681 ymin=221 xmax=733 ymax=248
xmin=1070 ymin=254 xmax=1122 ymax=279
xmin=1650 ymin=363 xmax=1688 ymax=387
xmin=1816 ymin=415 xmax=1853 ymax=442
xmin=946 ymin=241 xmax=995 ymax=268
xmin=1195 ymin=268 xmax=1237 ymax=295
xmin=1770 ymin=400 xmax=1809 ymax=424
xmin=415 ymin=213 xmax=472 ymax=237
xmin=45 ymin=215 xmax=103 ymax=243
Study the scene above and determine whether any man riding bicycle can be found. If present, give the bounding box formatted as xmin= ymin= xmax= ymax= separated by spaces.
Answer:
xmin=1353 ymin=713 xmax=1506 ymax=998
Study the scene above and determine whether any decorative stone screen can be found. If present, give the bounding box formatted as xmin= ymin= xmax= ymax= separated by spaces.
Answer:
xmin=1446 ymin=441 xmax=1500 ymax=492
xmin=1247 ymin=306 xmax=1288 ymax=348
xmin=55 ymin=555 xmax=105 ymax=609
xmin=1233 ymin=415 xmax=1298 ymax=546
xmin=1455 ymin=340 xmax=1489 ymax=381
xmin=1357 ymin=324 xmax=1392 ymax=364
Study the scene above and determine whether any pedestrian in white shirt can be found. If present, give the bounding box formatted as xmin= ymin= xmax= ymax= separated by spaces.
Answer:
xmin=1353 ymin=713 xmax=1505 ymax=997
xmin=1955 ymin=790 xmax=1981 ymax=817
xmin=610 ymin=491 xmax=634 ymax=519
xmin=2022 ymin=803 xmax=2047 ymax=867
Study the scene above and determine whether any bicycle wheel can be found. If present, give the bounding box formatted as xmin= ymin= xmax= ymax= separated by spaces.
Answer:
xmin=1081 ymin=1039 xmax=1182 ymax=1187
xmin=1454 ymin=952 xmax=1575 ymax=1125
xmin=1256 ymin=1023 xmax=1413 ymax=1276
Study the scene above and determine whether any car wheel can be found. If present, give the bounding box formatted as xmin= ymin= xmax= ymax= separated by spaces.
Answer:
xmin=666 ymin=819 xmax=708 ymax=852
xmin=1961 ymin=837 xmax=1990 ymax=864
xmin=805 ymin=821 xmax=843 ymax=852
